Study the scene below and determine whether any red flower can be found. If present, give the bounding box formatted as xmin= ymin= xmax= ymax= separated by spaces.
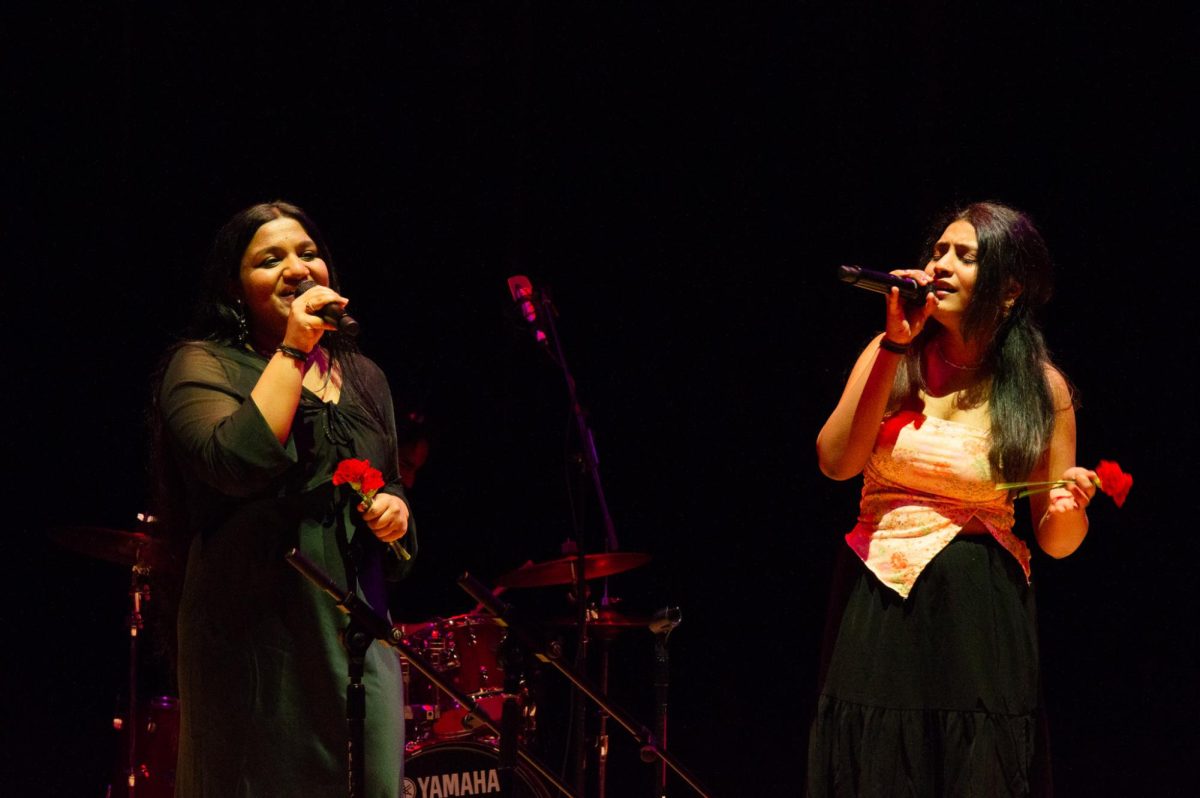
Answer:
xmin=333 ymin=457 xmax=386 ymax=504
xmin=331 ymin=456 xmax=408 ymax=561
xmin=1094 ymin=460 xmax=1134 ymax=508
xmin=360 ymin=468 xmax=385 ymax=494
xmin=333 ymin=458 xmax=371 ymax=487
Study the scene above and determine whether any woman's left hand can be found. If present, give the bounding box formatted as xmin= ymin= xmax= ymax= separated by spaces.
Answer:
xmin=359 ymin=492 xmax=410 ymax=543
xmin=1045 ymin=465 xmax=1098 ymax=515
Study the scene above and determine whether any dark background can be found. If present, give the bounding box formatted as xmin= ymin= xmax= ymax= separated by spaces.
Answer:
xmin=6 ymin=3 xmax=1197 ymax=796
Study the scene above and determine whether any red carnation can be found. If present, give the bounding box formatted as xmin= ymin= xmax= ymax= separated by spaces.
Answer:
xmin=1094 ymin=460 xmax=1134 ymax=508
xmin=360 ymin=468 xmax=386 ymax=494
xmin=333 ymin=458 xmax=371 ymax=487
xmin=331 ymin=457 xmax=409 ymax=562
xmin=333 ymin=458 xmax=386 ymax=506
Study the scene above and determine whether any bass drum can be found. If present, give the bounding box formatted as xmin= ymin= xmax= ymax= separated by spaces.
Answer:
xmin=403 ymin=741 xmax=552 ymax=798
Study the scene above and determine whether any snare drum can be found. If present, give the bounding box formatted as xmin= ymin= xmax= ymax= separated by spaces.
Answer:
xmin=403 ymin=740 xmax=551 ymax=798
xmin=402 ymin=614 xmax=534 ymax=742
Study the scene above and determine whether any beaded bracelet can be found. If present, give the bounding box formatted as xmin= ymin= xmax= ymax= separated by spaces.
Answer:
xmin=878 ymin=338 xmax=909 ymax=355
xmin=276 ymin=344 xmax=311 ymax=362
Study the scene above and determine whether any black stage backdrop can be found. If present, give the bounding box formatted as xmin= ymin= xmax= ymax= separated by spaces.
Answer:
xmin=6 ymin=4 xmax=1197 ymax=796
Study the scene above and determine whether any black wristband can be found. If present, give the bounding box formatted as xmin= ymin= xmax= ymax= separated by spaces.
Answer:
xmin=879 ymin=338 xmax=909 ymax=355
xmin=276 ymin=344 xmax=311 ymax=362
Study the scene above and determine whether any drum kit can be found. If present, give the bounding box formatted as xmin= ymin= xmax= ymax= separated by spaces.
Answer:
xmin=51 ymin=523 xmax=675 ymax=798
xmin=395 ymin=550 xmax=667 ymax=798
xmin=50 ymin=520 xmax=177 ymax=798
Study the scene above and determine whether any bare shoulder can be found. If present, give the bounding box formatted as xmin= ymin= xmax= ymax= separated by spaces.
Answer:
xmin=1042 ymin=363 xmax=1076 ymax=412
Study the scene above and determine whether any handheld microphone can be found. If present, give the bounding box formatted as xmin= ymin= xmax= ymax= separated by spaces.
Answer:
xmin=837 ymin=265 xmax=931 ymax=303
xmin=506 ymin=275 xmax=548 ymax=346
xmin=296 ymin=279 xmax=360 ymax=336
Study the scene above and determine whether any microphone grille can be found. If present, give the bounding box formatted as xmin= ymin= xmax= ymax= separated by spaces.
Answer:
xmin=507 ymin=275 xmax=533 ymax=300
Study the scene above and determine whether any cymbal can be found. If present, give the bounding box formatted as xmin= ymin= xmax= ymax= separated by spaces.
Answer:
xmin=49 ymin=526 xmax=165 ymax=568
xmin=493 ymin=552 xmax=650 ymax=588
xmin=548 ymin=607 xmax=653 ymax=630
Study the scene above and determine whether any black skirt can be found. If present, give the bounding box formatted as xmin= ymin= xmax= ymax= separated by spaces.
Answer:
xmin=807 ymin=535 xmax=1052 ymax=797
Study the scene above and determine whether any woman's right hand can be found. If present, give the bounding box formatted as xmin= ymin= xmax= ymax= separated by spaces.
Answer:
xmin=283 ymin=284 xmax=348 ymax=352
xmin=884 ymin=269 xmax=937 ymax=345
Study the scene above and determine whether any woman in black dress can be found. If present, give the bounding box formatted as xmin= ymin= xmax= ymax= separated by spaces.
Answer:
xmin=808 ymin=202 xmax=1094 ymax=796
xmin=154 ymin=201 xmax=414 ymax=797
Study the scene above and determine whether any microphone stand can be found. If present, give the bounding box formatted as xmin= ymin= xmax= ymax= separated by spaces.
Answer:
xmin=458 ymin=572 xmax=716 ymax=798
xmin=284 ymin=549 xmax=578 ymax=798
xmin=534 ymin=284 xmax=623 ymax=797
xmin=537 ymin=286 xmax=619 ymax=556
xmin=342 ymin=618 xmax=371 ymax=798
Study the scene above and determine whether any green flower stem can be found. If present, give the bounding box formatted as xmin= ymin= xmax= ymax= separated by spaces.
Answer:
xmin=996 ymin=479 xmax=1071 ymax=490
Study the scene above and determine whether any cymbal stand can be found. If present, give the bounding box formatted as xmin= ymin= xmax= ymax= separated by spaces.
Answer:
xmin=643 ymin=607 xmax=682 ymax=797
xmin=596 ymin=633 xmax=611 ymax=798
xmin=497 ymin=630 xmax=529 ymax=798
xmin=566 ymin=541 xmax=590 ymax=797
xmin=458 ymin=572 xmax=716 ymax=798
xmin=120 ymin=549 xmax=153 ymax=797
xmin=284 ymin=549 xmax=579 ymax=798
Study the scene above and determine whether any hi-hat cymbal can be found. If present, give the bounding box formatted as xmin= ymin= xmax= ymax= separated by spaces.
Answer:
xmin=548 ymin=607 xmax=653 ymax=631
xmin=49 ymin=526 xmax=165 ymax=568
xmin=493 ymin=552 xmax=650 ymax=588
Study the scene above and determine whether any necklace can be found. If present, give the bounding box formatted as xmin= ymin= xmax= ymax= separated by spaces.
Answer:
xmin=935 ymin=341 xmax=982 ymax=371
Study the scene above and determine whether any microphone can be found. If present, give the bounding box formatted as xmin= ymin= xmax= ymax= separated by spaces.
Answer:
xmin=837 ymin=265 xmax=931 ymax=303
xmin=295 ymin=279 xmax=360 ymax=336
xmin=506 ymin=275 xmax=548 ymax=346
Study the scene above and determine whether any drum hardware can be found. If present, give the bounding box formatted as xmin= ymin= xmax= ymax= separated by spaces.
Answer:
xmin=643 ymin=606 xmax=682 ymax=798
xmin=546 ymin=605 xmax=654 ymax=640
xmin=48 ymin=523 xmax=167 ymax=569
xmin=51 ymin=513 xmax=175 ymax=792
xmin=496 ymin=620 xmax=532 ymax=798
xmin=109 ymin=695 xmax=179 ymax=798
xmin=286 ymin=548 xmax=579 ymax=798
xmin=400 ymin=613 xmax=537 ymax=745
xmin=51 ymin=515 xmax=172 ymax=798
xmin=493 ymin=552 xmax=650 ymax=589
xmin=547 ymin=598 xmax=650 ymax=796
xmin=544 ymin=598 xmax=670 ymax=794
xmin=458 ymin=571 xmax=716 ymax=798
xmin=493 ymin=549 xmax=653 ymax=797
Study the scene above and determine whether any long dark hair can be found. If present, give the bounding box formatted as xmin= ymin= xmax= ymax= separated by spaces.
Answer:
xmin=889 ymin=201 xmax=1067 ymax=482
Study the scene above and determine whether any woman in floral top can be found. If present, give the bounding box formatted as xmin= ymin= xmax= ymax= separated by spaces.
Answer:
xmin=808 ymin=202 xmax=1094 ymax=797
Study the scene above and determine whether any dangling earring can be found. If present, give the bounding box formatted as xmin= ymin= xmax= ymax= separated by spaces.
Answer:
xmin=233 ymin=299 xmax=249 ymax=344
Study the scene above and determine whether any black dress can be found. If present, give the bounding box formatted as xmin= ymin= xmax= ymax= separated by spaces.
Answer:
xmin=807 ymin=538 xmax=1048 ymax=797
xmin=161 ymin=341 xmax=412 ymax=798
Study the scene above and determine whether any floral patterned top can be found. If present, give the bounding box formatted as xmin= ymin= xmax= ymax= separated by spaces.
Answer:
xmin=844 ymin=410 xmax=1030 ymax=599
